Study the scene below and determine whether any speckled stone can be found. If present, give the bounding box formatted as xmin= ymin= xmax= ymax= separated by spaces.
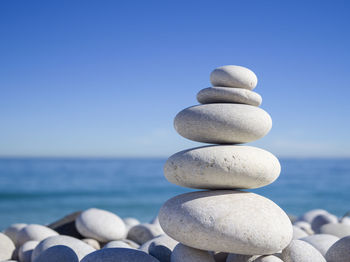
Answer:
xmin=81 ymin=248 xmax=160 ymax=262
xmin=0 ymin=232 xmax=16 ymax=261
xmin=300 ymin=234 xmax=339 ymax=256
xmin=33 ymin=245 xmax=79 ymax=262
xmin=281 ymin=240 xmax=326 ymax=262
xmin=326 ymin=236 xmax=350 ymax=262
xmin=16 ymin=225 xmax=58 ymax=246
xmin=174 ymin=104 xmax=272 ymax=144
xmin=31 ymin=235 xmax=95 ymax=261
xmin=197 ymin=87 xmax=262 ymax=106
xmin=164 ymin=145 xmax=280 ymax=189
xmin=171 ymin=243 xmax=215 ymax=262
xmin=159 ymin=190 xmax=292 ymax=255
xmin=76 ymin=208 xmax=127 ymax=242
xmin=210 ymin=65 xmax=258 ymax=90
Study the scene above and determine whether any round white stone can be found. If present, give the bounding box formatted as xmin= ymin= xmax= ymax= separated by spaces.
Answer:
xmin=171 ymin=243 xmax=215 ymax=262
xmin=326 ymin=236 xmax=350 ymax=262
xmin=18 ymin=240 xmax=39 ymax=262
xmin=159 ymin=190 xmax=292 ymax=254
xmin=16 ymin=224 xmax=58 ymax=246
xmin=31 ymin=235 xmax=95 ymax=261
xmin=210 ymin=65 xmax=258 ymax=90
xmin=81 ymin=248 xmax=160 ymax=262
xmin=33 ymin=245 xmax=79 ymax=262
xmin=174 ymin=104 xmax=272 ymax=144
xmin=0 ymin=232 xmax=16 ymax=261
xmin=76 ymin=208 xmax=127 ymax=242
xmin=3 ymin=223 xmax=27 ymax=246
xmin=320 ymin=223 xmax=350 ymax=238
xmin=281 ymin=240 xmax=326 ymax=262
xmin=197 ymin=87 xmax=262 ymax=106
xmin=301 ymin=234 xmax=339 ymax=257
xmin=164 ymin=145 xmax=280 ymax=189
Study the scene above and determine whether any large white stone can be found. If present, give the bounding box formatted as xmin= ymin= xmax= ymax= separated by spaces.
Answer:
xmin=164 ymin=145 xmax=280 ymax=189
xmin=197 ymin=87 xmax=262 ymax=106
xmin=159 ymin=190 xmax=292 ymax=254
xmin=210 ymin=65 xmax=258 ymax=90
xmin=81 ymin=248 xmax=160 ymax=262
xmin=33 ymin=245 xmax=79 ymax=262
xmin=320 ymin=223 xmax=350 ymax=238
xmin=3 ymin=223 xmax=27 ymax=246
xmin=174 ymin=104 xmax=272 ymax=144
xmin=31 ymin=235 xmax=95 ymax=261
xmin=326 ymin=236 xmax=350 ymax=262
xmin=300 ymin=234 xmax=339 ymax=256
xmin=281 ymin=240 xmax=326 ymax=262
xmin=0 ymin=232 xmax=16 ymax=261
xmin=18 ymin=240 xmax=39 ymax=262
xmin=171 ymin=243 xmax=215 ymax=262
xmin=76 ymin=208 xmax=127 ymax=242
xmin=16 ymin=225 xmax=58 ymax=246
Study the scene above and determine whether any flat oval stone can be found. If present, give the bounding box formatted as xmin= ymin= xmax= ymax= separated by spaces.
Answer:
xmin=197 ymin=87 xmax=262 ymax=106
xmin=164 ymin=145 xmax=280 ymax=189
xmin=0 ymin=232 xmax=16 ymax=261
xmin=171 ymin=243 xmax=215 ymax=262
xmin=281 ymin=240 xmax=326 ymax=262
xmin=159 ymin=190 xmax=292 ymax=254
xmin=326 ymin=236 xmax=350 ymax=262
xmin=33 ymin=245 xmax=79 ymax=262
xmin=76 ymin=208 xmax=127 ymax=242
xmin=31 ymin=235 xmax=95 ymax=261
xmin=210 ymin=65 xmax=258 ymax=90
xmin=174 ymin=104 xmax=272 ymax=144
xmin=17 ymin=225 xmax=58 ymax=246
xmin=300 ymin=234 xmax=339 ymax=257
xmin=80 ymin=248 xmax=160 ymax=262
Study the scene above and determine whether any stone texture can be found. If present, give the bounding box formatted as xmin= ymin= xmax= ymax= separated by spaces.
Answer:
xmin=159 ymin=190 xmax=292 ymax=254
xmin=48 ymin=211 xmax=83 ymax=239
xmin=3 ymin=223 xmax=27 ymax=246
xmin=18 ymin=240 xmax=39 ymax=262
xmin=81 ymin=248 xmax=160 ymax=262
xmin=174 ymin=104 xmax=272 ymax=144
xmin=281 ymin=240 xmax=326 ymax=262
xmin=311 ymin=213 xmax=338 ymax=233
xmin=127 ymin=224 xmax=163 ymax=245
xmin=16 ymin=225 xmax=58 ymax=246
xmin=33 ymin=245 xmax=79 ymax=262
xmin=171 ymin=243 xmax=215 ymax=262
xmin=0 ymin=232 xmax=16 ymax=261
xmin=300 ymin=234 xmax=339 ymax=256
xmin=326 ymin=236 xmax=350 ymax=262
xmin=139 ymin=234 xmax=178 ymax=262
xmin=320 ymin=223 xmax=350 ymax=238
xmin=76 ymin=208 xmax=127 ymax=242
xmin=292 ymin=226 xmax=308 ymax=239
xmin=210 ymin=65 xmax=258 ymax=90
xmin=31 ymin=235 xmax=95 ymax=261
xmin=164 ymin=145 xmax=280 ymax=189
xmin=197 ymin=87 xmax=262 ymax=106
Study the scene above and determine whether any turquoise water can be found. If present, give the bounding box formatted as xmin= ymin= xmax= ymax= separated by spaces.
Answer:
xmin=0 ymin=158 xmax=349 ymax=230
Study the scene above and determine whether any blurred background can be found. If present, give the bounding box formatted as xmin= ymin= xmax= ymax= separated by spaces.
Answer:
xmin=0 ymin=0 xmax=349 ymax=229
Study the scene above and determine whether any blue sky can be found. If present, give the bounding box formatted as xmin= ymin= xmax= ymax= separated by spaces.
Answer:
xmin=0 ymin=0 xmax=349 ymax=158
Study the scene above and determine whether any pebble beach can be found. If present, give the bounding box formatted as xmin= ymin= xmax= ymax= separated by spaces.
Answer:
xmin=1 ymin=65 xmax=350 ymax=261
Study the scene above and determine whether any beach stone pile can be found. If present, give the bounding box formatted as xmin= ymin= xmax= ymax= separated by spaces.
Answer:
xmin=159 ymin=65 xmax=294 ymax=258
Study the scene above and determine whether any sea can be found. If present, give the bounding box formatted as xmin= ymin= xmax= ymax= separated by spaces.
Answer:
xmin=0 ymin=158 xmax=349 ymax=230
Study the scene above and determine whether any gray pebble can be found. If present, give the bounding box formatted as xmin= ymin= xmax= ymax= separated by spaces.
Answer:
xmin=326 ymin=236 xmax=350 ymax=262
xmin=171 ymin=243 xmax=215 ymax=262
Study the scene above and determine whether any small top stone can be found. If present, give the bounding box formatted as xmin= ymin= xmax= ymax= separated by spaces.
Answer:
xmin=210 ymin=65 xmax=258 ymax=90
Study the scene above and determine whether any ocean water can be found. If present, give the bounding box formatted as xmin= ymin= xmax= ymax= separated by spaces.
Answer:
xmin=0 ymin=158 xmax=349 ymax=230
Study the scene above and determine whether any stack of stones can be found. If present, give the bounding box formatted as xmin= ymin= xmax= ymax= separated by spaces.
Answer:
xmin=159 ymin=65 xmax=293 ymax=259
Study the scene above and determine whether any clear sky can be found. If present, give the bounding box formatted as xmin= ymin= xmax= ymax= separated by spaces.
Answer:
xmin=1 ymin=0 xmax=349 ymax=158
